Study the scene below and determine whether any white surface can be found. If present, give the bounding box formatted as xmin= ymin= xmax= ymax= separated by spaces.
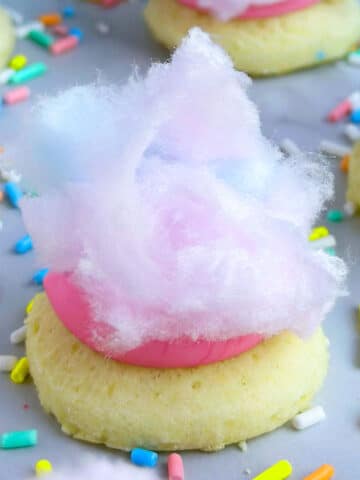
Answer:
xmin=0 ymin=1 xmax=359 ymax=479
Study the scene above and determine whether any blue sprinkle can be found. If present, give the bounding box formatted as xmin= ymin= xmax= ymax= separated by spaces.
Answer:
xmin=14 ymin=234 xmax=33 ymax=254
xmin=351 ymin=109 xmax=360 ymax=124
xmin=315 ymin=50 xmax=326 ymax=61
xmin=69 ymin=27 xmax=84 ymax=42
xmin=62 ymin=6 xmax=75 ymax=18
xmin=32 ymin=268 xmax=49 ymax=285
xmin=130 ymin=448 xmax=158 ymax=467
xmin=324 ymin=247 xmax=336 ymax=256
xmin=4 ymin=182 xmax=23 ymax=208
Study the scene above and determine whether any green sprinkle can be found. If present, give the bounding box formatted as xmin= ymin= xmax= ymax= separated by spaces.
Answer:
xmin=327 ymin=209 xmax=344 ymax=223
xmin=9 ymin=63 xmax=47 ymax=85
xmin=1 ymin=429 xmax=37 ymax=449
xmin=28 ymin=29 xmax=54 ymax=48
xmin=324 ymin=247 xmax=336 ymax=256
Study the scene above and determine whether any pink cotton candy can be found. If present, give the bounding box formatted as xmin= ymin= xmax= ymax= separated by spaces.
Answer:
xmin=16 ymin=28 xmax=346 ymax=353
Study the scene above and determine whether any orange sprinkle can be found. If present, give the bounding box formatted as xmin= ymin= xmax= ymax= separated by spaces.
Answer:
xmin=303 ymin=464 xmax=335 ymax=480
xmin=340 ymin=154 xmax=350 ymax=172
xmin=38 ymin=13 xmax=62 ymax=26
xmin=0 ymin=190 xmax=4 ymax=202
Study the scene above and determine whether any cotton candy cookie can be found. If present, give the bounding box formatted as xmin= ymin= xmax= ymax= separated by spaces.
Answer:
xmin=144 ymin=0 xmax=360 ymax=76
xmin=0 ymin=8 xmax=16 ymax=69
xmin=20 ymin=29 xmax=346 ymax=450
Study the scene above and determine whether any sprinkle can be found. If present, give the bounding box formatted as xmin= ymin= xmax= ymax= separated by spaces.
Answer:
xmin=351 ymin=109 xmax=360 ymax=124
xmin=35 ymin=459 xmax=53 ymax=477
xmin=291 ymin=405 xmax=326 ymax=430
xmin=51 ymin=36 xmax=78 ymax=55
xmin=343 ymin=123 xmax=360 ymax=142
xmin=327 ymin=92 xmax=360 ymax=122
xmin=238 ymin=440 xmax=248 ymax=452
xmin=3 ymin=7 xmax=24 ymax=25
xmin=130 ymin=448 xmax=158 ymax=467
xmin=0 ymin=168 xmax=22 ymax=183
xmin=10 ymin=357 xmax=30 ymax=384
xmin=344 ymin=201 xmax=356 ymax=217
xmin=27 ymin=30 xmax=54 ymax=49
xmin=96 ymin=21 xmax=110 ymax=34
xmin=303 ymin=464 xmax=335 ymax=480
xmin=10 ymin=325 xmax=27 ymax=344
xmin=0 ymin=68 xmax=15 ymax=85
xmin=52 ymin=25 xmax=69 ymax=36
xmin=9 ymin=63 xmax=47 ymax=85
xmin=9 ymin=55 xmax=27 ymax=71
xmin=63 ymin=6 xmax=76 ymax=18
xmin=0 ymin=429 xmax=37 ymax=449
xmin=347 ymin=51 xmax=360 ymax=66
xmin=3 ymin=86 xmax=30 ymax=105
xmin=280 ymin=138 xmax=301 ymax=157
xmin=252 ymin=460 xmax=292 ymax=480
xmin=324 ymin=247 xmax=336 ymax=256
xmin=32 ymin=268 xmax=49 ymax=285
xmin=23 ymin=403 xmax=30 ymax=410
xmin=315 ymin=50 xmax=326 ymax=61
xmin=320 ymin=140 xmax=350 ymax=158
xmin=0 ymin=355 xmax=18 ymax=372
xmin=68 ymin=27 xmax=84 ymax=42
xmin=308 ymin=226 xmax=329 ymax=241
xmin=244 ymin=469 xmax=251 ymax=476
xmin=16 ymin=21 xmax=44 ymax=39
xmin=100 ymin=0 xmax=122 ymax=7
xmin=38 ymin=13 xmax=63 ymax=27
xmin=327 ymin=209 xmax=344 ymax=222
xmin=168 ymin=453 xmax=184 ymax=480
xmin=14 ymin=234 xmax=33 ymax=254
xmin=26 ymin=298 xmax=35 ymax=315
xmin=339 ymin=154 xmax=350 ymax=172
xmin=4 ymin=182 xmax=23 ymax=207
xmin=309 ymin=235 xmax=336 ymax=250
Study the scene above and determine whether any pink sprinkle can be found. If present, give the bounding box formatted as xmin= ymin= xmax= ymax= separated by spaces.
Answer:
xmin=23 ymin=403 xmax=30 ymax=410
xmin=50 ymin=35 xmax=78 ymax=55
xmin=327 ymin=99 xmax=351 ymax=122
xmin=100 ymin=0 xmax=122 ymax=7
xmin=168 ymin=453 xmax=184 ymax=480
xmin=3 ymin=86 xmax=30 ymax=105
xmin=52 ymin=24 xmax=69 ymax=36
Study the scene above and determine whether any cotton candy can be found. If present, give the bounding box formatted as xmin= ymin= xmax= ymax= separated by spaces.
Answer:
xmin=14 ymin=28 xmax=346 ymax=352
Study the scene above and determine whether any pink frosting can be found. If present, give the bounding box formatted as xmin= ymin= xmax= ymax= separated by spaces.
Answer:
xmin=44 ymin=272 xmax=263 ymax=368
xmin=178 ymin=0 xmax=320 ymax=19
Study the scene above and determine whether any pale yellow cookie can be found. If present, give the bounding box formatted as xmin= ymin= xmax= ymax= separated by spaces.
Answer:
xmin=0 ymin=8 xmax=15 ymax=70
xmin=26 ymin=293 xmax=328 ymax=451
xmin=144 ymin=0 xmax=360 ymax=76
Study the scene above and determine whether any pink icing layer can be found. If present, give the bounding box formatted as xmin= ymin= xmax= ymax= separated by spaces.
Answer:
xmin=178 ymin=0 xmax=320 ymax=19
xmin=44 ymin=272 xmax=264 ymax=368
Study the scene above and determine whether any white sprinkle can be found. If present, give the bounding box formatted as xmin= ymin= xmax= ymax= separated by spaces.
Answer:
xmin=348 ymin=52 xmax=360 ymax=67
xmin=0 ymin=168 xmax=22 ymax=183
xmin=243 ymin=468 xmax=251 ymax=476
xmin=3 ymin=6 xmax=24 ymax=25
xmin=291 ymin=405 xmax=326 ymax=430
xmin=344 ymin=124 xmax=360 ymax=142
xmin=309 ymin=235 xmax=336 ymax=250
xmin=10 ymin=325 xmax=27 ymax=344
xmin=280 ymin=138 xmax=301 ymax=157
xmin=349 ymin=91 xmax=360 ymax=108
xmin=0 ymin=68 xmax=15 ymax=85
xmin=344 ymin=201 xmax=356 ymax=217
xmin=0 ymin=355 xmax=18 ymax=372
xmin=96 ymin=21 xmax=110 ymax=35
xmin=238 ymin=440 xmax=248 ymax=452
xmin=16 ymin=21 xmax=44 ymax=39
xmin=320 ymin=140 xmax=351 ymax=158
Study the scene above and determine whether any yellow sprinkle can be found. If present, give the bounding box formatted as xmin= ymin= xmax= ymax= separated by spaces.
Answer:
xmin=26 ymin=298 xmax=35 ymax=315
xmin=309 ymin=226 xmax=329 ymax=242
xmin=9 ymin=54 xmax=27 ymax=71
xmin=10 ymin=357 xmax=29 ymax=384
xmin=35 ymin=459 xmax=53 ymax=477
